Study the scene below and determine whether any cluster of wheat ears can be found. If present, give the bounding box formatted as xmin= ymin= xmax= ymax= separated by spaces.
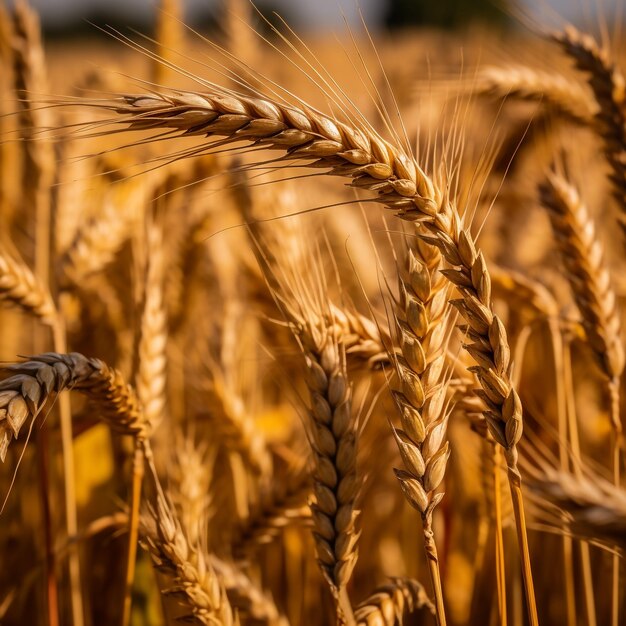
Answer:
xmin=1 ymin=0 xmax=626 ymax=625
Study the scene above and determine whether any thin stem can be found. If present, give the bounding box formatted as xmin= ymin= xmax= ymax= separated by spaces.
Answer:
xmin=493 ymin=445 xmax=508 ymax=626
xmin=562 ymin=339 xmax=597 ymax=626
xmin=52 ymin=318 xmax=84 ymax=626
xmin=608 ymin=378 xmax=621 ymax=626
xmin=504 ymin=450 xmax=539 ymax=626
xmin=423 ymin=514 xmax=447 ymax=626
xmin=121 ymin=441 xmax=145 ymax=626
xmin=549 ymin=319 xmax=576 ymax=626
xmin=36 ymin=419 xmax=59 ymax=626
xmin=337 ymin=586 xmax=356 ymax=626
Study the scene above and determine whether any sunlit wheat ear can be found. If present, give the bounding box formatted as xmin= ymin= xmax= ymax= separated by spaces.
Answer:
xmin=0 ymin=352 xmax=147 ymax=462
xmin=472 ymin=65 xmax=597 ymax=126
xmin=354 ymin=578 xmax=435 ymax=625
xmin=136 ymin=222 xmax=168 ymax=429
xmin=140 ymin=493 xmax=238 ymax=626
xmin=91 ymin=85 xmax=527 ymax=466
xmin=0 ymin=250 xmax=56 ymax=324
xmin=388 ymin=230 xmax=452 ymax=626
xmin=553 ymin=26 xmax=626 ymax=229
xmin=78 ymin=88 xmax=438 ymax=218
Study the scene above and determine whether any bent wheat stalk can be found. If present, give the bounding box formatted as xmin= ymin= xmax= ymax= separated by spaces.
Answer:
xmin=0 ymin=352 xmax=147 ymax=462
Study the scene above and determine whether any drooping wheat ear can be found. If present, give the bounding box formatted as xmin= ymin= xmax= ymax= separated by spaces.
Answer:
xmin=136 ymin=223 xmax=168 ymax=429
xmin=210 ymin=557 xmax=289 ymax=626
xmin=528 ymin=468 xmax=626 ymax=551
xmin=99 ymin=88 xmax=523 ymax=459
xmin=553 ymin=26 xmax=626 ymax=227
xmin=473 ymin=65 xmax=597 ymax=126
xmin=0 ymin=250 xmax=56 ymax=323
xmin=0 ymin=352 xmax=147 ymax=462
xmin=141 ymin=493 xmax=238 ymax=626
xmin=354 ymin=578 xmax=435 ymax=625
xmin=389 ymin=234 xmax=452 ymax=626
xmin=539 ymin=172 xmax=624 ymax=416
xmin=95 ymin=89 xmax=437 ymax=218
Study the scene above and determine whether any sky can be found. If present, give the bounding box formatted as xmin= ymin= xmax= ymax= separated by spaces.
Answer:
xmin=24 ymin=0 xmax=622 ymax=31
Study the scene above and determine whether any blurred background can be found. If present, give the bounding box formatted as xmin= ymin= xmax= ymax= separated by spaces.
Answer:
xmin=16 ymin=0 xmax=624 ymax=37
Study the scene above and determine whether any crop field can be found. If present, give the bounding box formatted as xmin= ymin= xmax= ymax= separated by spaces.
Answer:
xmin=0 ymin=1 xmax=625 ymax=625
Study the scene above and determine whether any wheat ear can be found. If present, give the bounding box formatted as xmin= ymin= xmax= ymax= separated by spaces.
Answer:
xmin=354 ymin=578 xmax=435 ymax=625
xmin=474 ymin=64 xmax=597 ymax=125
xmin=540 ymin=171 xmax=623 ymax=626
xmin=390 ymin=235 xmax=451 ymax=626
xmin=141 ymin=493 xmax=237 ymax=626
xmin=553 ymin=26 xmax=626 ymax=232
xmin=0 ymin=250 xmax=56 ymax=323
xmin=528 ymin=467 xmax=626 ymax=550
xmin=0 ymin=352 xmax=147 ymax=462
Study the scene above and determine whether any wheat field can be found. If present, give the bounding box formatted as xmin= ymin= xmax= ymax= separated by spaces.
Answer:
xmin=0 ymin=1 xmax=625 ymax=625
